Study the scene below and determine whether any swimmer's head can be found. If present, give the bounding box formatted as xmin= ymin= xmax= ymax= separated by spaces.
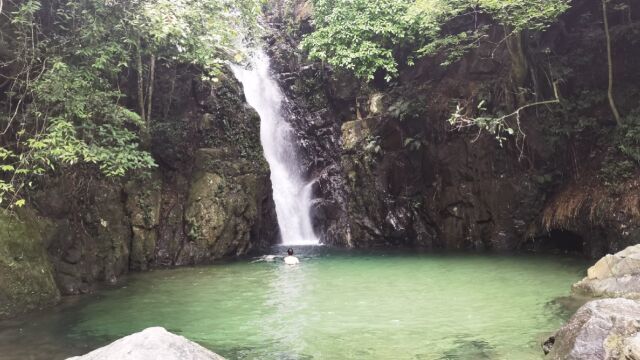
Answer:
xmin=287 ymin=248 xmax=294 ymax=256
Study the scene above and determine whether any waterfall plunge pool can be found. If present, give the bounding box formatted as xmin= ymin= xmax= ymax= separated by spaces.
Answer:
xmin=0 ymin=247 xmax=588 ymax=359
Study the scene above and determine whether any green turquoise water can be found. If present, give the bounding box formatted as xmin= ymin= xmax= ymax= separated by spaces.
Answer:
xmin=0 ymin=248 xmax=588 ymax=359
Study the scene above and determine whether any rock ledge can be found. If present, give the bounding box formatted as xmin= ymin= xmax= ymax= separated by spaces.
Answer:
xmin=572 ymin=244 xmax=640 ymax=299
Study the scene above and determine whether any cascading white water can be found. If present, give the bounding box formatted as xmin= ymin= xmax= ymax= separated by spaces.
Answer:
xmin=230 ymin=50 xmax=319 ymax=246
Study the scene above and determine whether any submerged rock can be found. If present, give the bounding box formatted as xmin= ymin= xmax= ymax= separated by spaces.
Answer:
xmin=545 ymin=298 xmax=640 ymax=359
xmin=67 ymin=327 xmax=225 ymax=360
xmin=572 ymin=244 xmax=640 ymax=299
xmin=252 ymin=254 xmax=282 ymax=262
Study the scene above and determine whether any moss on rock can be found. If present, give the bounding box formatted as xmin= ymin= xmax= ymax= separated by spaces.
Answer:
xmin=0 ymin=210 xmax=60 ymax=319
xmin=183 ymin=148 xmax=273 ymax=262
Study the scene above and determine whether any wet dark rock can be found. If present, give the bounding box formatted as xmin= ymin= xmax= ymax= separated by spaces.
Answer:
xmin=262 ymin=0 xmax=640 ymax=255
xmin=543 ymin=336 xmax=555 ymax=355
xmin=440 ymin=339 xmax=496 ymax=359
xmin=125 ymin=172 xmax=162 ymax=271
xmin=263 ymin=0 xmax=550 ymax=250
xmin=62 ymin=247 xmax=82 ymax=265
xmin=32 ymin=177 xmax=131 ymax=295
xmin=127 ymin=68 xmax=278 ymax=267
xmin=3 ymin=65 xmax=278 ymax=310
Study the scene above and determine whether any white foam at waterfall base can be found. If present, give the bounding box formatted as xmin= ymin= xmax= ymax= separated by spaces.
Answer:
xmin=230 ymin=50 xmax=319 ymax=246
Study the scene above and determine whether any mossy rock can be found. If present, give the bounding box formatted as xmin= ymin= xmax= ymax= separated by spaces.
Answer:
xmin=184 ymin=155 xmax=266 ymax=261
xmin=341 ymin=118 xmax=378 ymax=151
xmin=130 ymin=226 xmax=158 ymax=271
xmin=0 ymin=210 xmax=60 ymax=319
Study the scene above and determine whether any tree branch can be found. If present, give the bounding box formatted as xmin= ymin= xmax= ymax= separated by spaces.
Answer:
xmin=450 ymin=82 xmax=561 ymax=144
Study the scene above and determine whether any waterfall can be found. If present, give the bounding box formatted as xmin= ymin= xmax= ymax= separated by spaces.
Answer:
xmin=230 ymin=50 xmax=319 ymax=246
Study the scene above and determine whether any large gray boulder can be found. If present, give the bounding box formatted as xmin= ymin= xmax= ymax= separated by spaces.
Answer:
xmin=545 ymin=298 xmax=640 ymax=359
xmin=67 ymin=327 xmax=225 ymax=360
xmin=572 ymin=244 xmax=640 ymax=299
xmin=623 ymin=333 xmax=640 ymax=359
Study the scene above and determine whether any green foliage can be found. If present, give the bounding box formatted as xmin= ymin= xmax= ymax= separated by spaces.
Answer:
xmin=301 ymin=0 xmax=570 ymax=81
xmin=601 ymin=112 xmax=640 ymax=184
xmin=301 ymin=0 xmax=411 ymax=81
xmin=599 ymin=158 xmax=636 ymax=185
xmin=617 ymin=114 xmax=640 ymax=163
xmin=471 ymin=0 xmax=571 ymax=32
xmin=417 ymin=31 xmax=485 ymax=67
xmin=137 ymin=0 xmax=261 ymax=75
xmin=599 ymin=110 xmax=640 ymax=186
xmin=388 ymin=98 xmax=425 ymax=123
xmin=364 ymin=136 xmax=383 ymax=155
xmin=0 ymin=0 xmax=261 ymax=206
xmin=449 ymin=100 xmax=516 ymax=146
xmin=361 ymin=135 xmax=384 ymax=164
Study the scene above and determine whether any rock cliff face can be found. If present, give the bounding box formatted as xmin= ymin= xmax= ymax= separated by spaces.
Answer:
xmin=31 ymin=175 xmax=134 ymax=294
xmin=184 ymin=148 xmax=275 ymax=262
xmin=0 ymin=210 xmax=60 ymax=318
xmin=0 ymin=67 xmax=278 ymax=311
xmin=265 ymin=0 xmax=640 ymax=255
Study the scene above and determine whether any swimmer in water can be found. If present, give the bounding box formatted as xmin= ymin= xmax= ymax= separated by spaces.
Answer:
xmin=283 ymin=248 xmax=299 ymax=265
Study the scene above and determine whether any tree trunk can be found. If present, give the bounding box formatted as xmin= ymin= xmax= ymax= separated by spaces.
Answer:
xmin=146 ymin=55 xmax=155 ymax=125
xmin=164 ymin=63 xmax=178 ymax=118
xmin=602 ymin=0 xmax=622 ymax=125
xmin=505 ymin=29 xmax=529 ymax=105
xmin=136 ymin=38 xmax=146 ymax=123
xmin=136 ymin=38 xmax=151 ymax=147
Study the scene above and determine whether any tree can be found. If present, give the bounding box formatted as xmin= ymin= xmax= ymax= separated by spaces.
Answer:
xmin=301 ymin=0 xmax=571 ymax=81
xmin=0 ymin=0 xmax=261 ymax=207
xmin=300 ymin=0 xmax=571 ymax=149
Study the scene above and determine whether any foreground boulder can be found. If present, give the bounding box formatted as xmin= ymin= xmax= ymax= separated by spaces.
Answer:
xmin=67 ymin=327 xmax=225 ymax=360
xmin=545 ymin=298 xmax=640 ymax=359
xmin=572 ymin=244 xmax=640 ymax=299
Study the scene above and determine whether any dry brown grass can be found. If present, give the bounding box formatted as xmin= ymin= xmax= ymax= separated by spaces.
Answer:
xmin=542 ymin=180 xmax=640 ymax=230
